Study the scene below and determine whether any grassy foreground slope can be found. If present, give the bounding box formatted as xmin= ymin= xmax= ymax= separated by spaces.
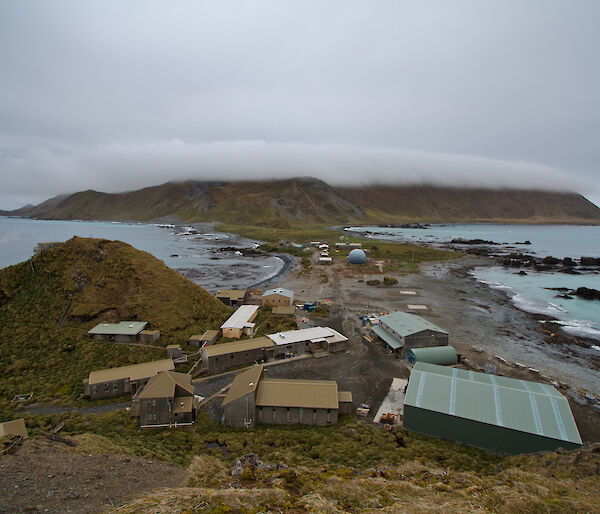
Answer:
xmin=0 ymin=237 xmax=231 ymax=409
xmin=18 ymin=409 xmax=600 ymax=513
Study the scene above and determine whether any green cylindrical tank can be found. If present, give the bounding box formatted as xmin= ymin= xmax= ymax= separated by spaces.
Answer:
xmin=406 ymin=346 xmax=458 ymax=365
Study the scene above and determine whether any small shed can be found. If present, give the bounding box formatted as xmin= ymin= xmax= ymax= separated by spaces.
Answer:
xmin=0 ymin=419 xmax=28 ymax=439
xmin=406 ymin=346 xmax=458 ymax=366
xmin=166 ymin=345 xmax=183 ymax=359
xmin=189 ymin=330 xmax=220 ymax=348
xmin=262 ymin=288 xmax=294 ymax=307
xmin=139 ymin=330 xmax=160 ymax=343
xmin=88 ymin=321 xmax=148 ymax=343
xmin=216 ymin=289 xmax=247 ymax=307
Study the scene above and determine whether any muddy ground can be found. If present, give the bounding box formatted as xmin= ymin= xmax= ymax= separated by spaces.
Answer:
xmin=0 ymin=437 xmax=185 ymax=513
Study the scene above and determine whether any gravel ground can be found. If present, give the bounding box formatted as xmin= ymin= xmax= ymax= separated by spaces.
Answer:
xmin=0 ymin=437 xmax=185 ymax=513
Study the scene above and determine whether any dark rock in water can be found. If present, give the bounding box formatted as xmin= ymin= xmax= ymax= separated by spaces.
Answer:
xmin=558 ymin=267 xmax=581 ymax=275
xmin=574 ymin=287 xmax=600 ymax=300
xmin=580 ymin=256 xmax=600 ymax=266
xmin=450 ymin=238 xmax=498 ymax=245
xmin=515 ymin=240 xmax=532 ymax=245
xmin=562 ymin=257 xmax=575 ymax=267
xmin=556 ymin=294 xmax=574 ymax=299
xmin=170 ymin=254 xmax=179 ymax=257
xmin=467 ymin=247 xmax=491 ymax=256
xmin=517 ymin=270 xmax=527 ymax=275
xmin=542 ymin=256 xmax=561 ymax=265
xmin=534 ymin=264 xmax=553 ymax=271
xmin=545 ymin=287 xmax=570 ymax=291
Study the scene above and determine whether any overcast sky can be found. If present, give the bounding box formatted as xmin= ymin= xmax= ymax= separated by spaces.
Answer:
xmin=1 ymin=1 xmax=599 ymax=209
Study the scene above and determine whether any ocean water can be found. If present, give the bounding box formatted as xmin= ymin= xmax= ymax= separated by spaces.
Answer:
xmin=346 ymin=224 xmax=600 ymax=340
xmin=0 ymin=217 xmax=284 ymax=292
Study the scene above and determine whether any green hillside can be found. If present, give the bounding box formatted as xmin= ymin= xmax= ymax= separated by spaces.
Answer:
xmin=13 ymin=177 xmax=600 ymax=226
xmin=0 ymin=237 xmax=231 ymax=410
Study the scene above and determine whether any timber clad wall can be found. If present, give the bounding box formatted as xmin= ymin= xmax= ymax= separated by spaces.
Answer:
xmin=257 ymin=406 xmax=338 ymax=425
xmin=139 ymin=397 xmax=194 ymax=426
xmin=262 ymin=293 xmax=293 ymax=306
xmin=273 ymin=341 xmax=308 ymax=358
xmin=404 ymin=405 xmax=581 ymax=455
xmin=202 ymin=347 xmax=271 ymax=374
xmin=223 ymin=393 xmax=256 ymax=428
xmin=87 ymin=377 xmax=152 ymax=399
xmin=404 ymin=329 xmax=449 ymax=352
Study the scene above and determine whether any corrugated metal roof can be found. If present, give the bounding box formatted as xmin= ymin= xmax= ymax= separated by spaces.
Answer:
xmin=88 ymin=321 xmax=148 ymax=336
xmin=372 ymin=325 xmax=403 ymax=350
xmin=203 ymin=337 xmax=274 ymax=357
xmin=256 ymin=378 xmax=339 ymax=409
xmin=88 ymin=359 xmax=174 ymax=385
xmin=266 ymin=326 xmax=347 ymax=346
xmin=407 ymin=346 xmax=458 ymax=365
xmin=220 ymin=305 xmax=259 ymax=330
xmin=405 ymin=363 xmax=581 ymax=445
xmin=379 ymin=312 xmax=448 ymax=337
xmin=223 ymin=365 xmax=264 ymax=405
xmin=137 ymin=371 xmax=195 ymax=399
xmin=262 ymin=288 xmax=294 ymax=299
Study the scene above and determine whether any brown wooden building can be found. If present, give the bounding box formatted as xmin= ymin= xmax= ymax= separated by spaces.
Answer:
xmin=189 ymin=330 xmax=220 ymax=348
xmin=216 ymin=289 xmax=247 ymax=307
xmin=134 ymin=371 xmax=198 ymax=428
xmin=83 ymin=359 xmax=174 ymax=399
xmin=261 ymin=288 xmax=294 ymax=307
xmin=220 ymin=305 xmax=259 ymax=339
xmin=201 ymin=337 xmax=275 ymax=374
xmin=222 ymin=365 xmax=353 ymax=428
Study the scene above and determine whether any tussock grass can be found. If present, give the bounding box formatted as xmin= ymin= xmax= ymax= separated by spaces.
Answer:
xmin=0 ymin=237 xmax=231 ymax=410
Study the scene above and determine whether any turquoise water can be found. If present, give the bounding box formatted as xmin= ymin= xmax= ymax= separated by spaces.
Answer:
xmin=347 ymin=224 xmax=600 ymax=340
xmin=0 ymin=217 xmax=283 ymax=292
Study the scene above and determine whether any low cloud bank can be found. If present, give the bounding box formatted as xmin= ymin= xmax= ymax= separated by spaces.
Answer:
xmin=0 ymin=140 xmax=593 ymax=209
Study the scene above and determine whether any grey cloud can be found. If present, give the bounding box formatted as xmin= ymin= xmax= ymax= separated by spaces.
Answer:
xmin=0 ymin=140 xmax=593 ymax=209
xmin=0 ymin=1 xmax=598 ymax=208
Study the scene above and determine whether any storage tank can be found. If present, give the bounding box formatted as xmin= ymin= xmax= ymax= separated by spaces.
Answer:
xmin=348 ymin=249 xmax=367 ymax=264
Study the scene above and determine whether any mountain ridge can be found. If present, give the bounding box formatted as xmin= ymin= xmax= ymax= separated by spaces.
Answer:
xmin=7 ymin=177 xmax=600 ymax=225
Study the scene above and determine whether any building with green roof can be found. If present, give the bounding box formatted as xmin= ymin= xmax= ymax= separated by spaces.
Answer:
xmin=372 ymin=311 xmax=449 ymax=356
xmin=88 ymin=321 xmax=148 ymax=342
xmin=404 ymin=362 xmax=582 ymax=454
xmin=406 ymin=346 xmax=458 ymax=366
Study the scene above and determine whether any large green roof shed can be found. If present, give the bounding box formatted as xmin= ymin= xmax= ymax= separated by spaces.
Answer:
xmin=404 ymin=362 xmax=582 ymax=455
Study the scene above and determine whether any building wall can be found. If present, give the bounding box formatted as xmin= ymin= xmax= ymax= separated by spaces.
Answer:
xmin=339 ymin=401 xmax=353 ymax=415
xmin=88 ymin=378 xmax=130 ymax=399
xmin=403 ymin=405 xmax=581 ymax=455
xmin=222 ymin=327 xmax=243 ymax=339
xmin=115 ymin=334 xmax=138 ymax=343
xmin=204 ymin=347 xmax=270 ymax=374
xmin=139 ymin=397 xmax=170 ymax=426
xmin=327 ymin=340 xmax=349 ymax=353
xmin=273 ymin=341 xmax=308 ymax=359
xmin=257 ymin=406 xmax=338 ymax=426
xmin=140 ymin=332 xmax=160 ymax=343
xmin=403 ymin=330 xmax=448 ymax=355
xmin=223 ymin=392 xmax=256 ymax=428
xmin=262 ymin=294 xmax=293 ymax=307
